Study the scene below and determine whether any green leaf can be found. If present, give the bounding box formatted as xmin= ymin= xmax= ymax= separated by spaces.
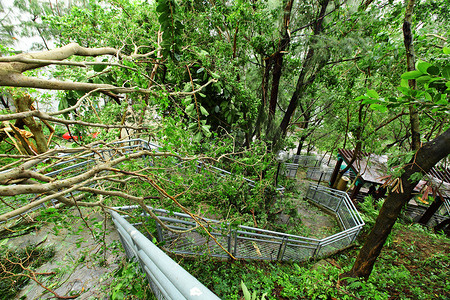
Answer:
xmin=156 ymin=1 xmax=168 ymax=12
xmin=416 ymin=61 xmax=432 ymax=74
xmin=201 ymin=125 xmax=211 ymax=137
xmin=435 ymin=99 xmax=448 ymax=106
xmin=416 ymin=75 xmax=432 ymax=83
xmin=400 ymin=79 xmax=409 ymax=88
xmin=401 ymin=70 xmax=423 ymax=79
xmin=93 ymin=64 xmax=107 ymax=72
xmin=443 ymin=47 xmax=450 ymax=55
xmin=427 ymin=66 xmax=440 ymax=76
xmin=197 ymin=67 xmax=204 ymax=73
xmin=193 ymin=131 xmax=202 ymax=142
xmin=200 ymin=106 xmax=209 ymax=116
xmin=241 ymin=281 xmax=251 ymax=300
xmin=397 ymin=86 xmax=411 ymax=96
xmin=361 ymin=98 xmax=379 ymax=105
xmin=366 ymin=89 xmax=379 ymax=99
xmin=442 ymin=67 xmax=450 ymax=80
xmin=354 ymin=95 xmax=367 ymax=101
xmin=186 ymin=103 xmax=195 ymax=114
xmin=370 ymin=104 xmax=388 ymax=112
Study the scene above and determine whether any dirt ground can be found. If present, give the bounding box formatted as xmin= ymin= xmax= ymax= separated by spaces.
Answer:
xmin=9 ymin=208 xmax=124 ymax=300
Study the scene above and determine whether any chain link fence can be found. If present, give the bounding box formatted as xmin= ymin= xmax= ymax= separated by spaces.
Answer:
xmin=110 ymin=208 xmax=221 ymax=300
xmin=111 ymin=183 xmax=364 ymax=264
xmin=0 ymin=139 xmax=158 ymax=223
xmin=306 ymin=167 xmax=333 ymax=182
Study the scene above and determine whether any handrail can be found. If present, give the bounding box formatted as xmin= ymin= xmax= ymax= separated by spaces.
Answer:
xmin=111 ymin=209 xmax=221 ymax=300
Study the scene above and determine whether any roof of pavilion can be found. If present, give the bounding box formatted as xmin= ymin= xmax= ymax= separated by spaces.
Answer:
xmin=338 ymin=149 xmax=389 ymax=185
xmin=337 ymin=149 xmax=450 ymax=193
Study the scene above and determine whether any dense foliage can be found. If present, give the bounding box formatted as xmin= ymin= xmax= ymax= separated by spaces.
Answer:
xmin=0 ymin=0 xmax=449 ymax=298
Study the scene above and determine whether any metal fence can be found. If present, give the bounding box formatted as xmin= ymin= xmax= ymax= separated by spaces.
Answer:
xmin=0 ymin=139 xmax=159 ymax=223
xmin=110 ymin=209 xmax=221 ymax=300
xmin=283 ymin=162 xmax=300 ymax=178
xmin=1 ymin=138 xmax=284 ymax=223
xmin=289 ymin=155 xmax=319 ymax=168
xmin=111 ymin=183 xmax=364 ymax=264
xmin=306 ymin=167 xmax=333 ymax=182
xmin=282 ymin=155 xmax=320 ymax=178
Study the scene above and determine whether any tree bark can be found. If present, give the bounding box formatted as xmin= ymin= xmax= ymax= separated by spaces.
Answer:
xmin=13 ymin=94 xmax=48 ymax=154
xmin=276 ymin=0 xmax=330 ymax=145
xmin=268 ymin=0 xmax=294 ymax=120
xmin=418 ymin=195 xmax=444 ymax=225
xmin=403 ymin=0 xmax=421 ymax=151
xmin=341 ymin=128 xmax=450 ymax=280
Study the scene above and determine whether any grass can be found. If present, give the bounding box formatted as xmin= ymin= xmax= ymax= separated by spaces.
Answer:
xmin=177 ymin=222 xmax=450 ymax=299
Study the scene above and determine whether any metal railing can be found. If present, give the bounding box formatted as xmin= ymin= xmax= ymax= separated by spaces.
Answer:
xmin=306 ymin=167 xmax=333 ymax=182
xmin=283 ymin=163 xmax=300 ymax=178
xmin=110 ymin=209 xmax=221 ymax=300
xmin=281 ymin=155 xmax=320 ymax=179
xmin=112 ymin=183 xmax=364 ymax=264
xmin=0 ymin=139 xmax=159 ymax=222
xmin=289 ymin=155 xmax=319 ymax=168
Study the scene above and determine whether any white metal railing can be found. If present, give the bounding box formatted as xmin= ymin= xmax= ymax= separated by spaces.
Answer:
xmin=110 ymin=209 xmax=220 ymax=300
xmin=111 ymin=183 xmax=364 ymax=263
xmin=306 ymin=167 xmax=333 ymax=182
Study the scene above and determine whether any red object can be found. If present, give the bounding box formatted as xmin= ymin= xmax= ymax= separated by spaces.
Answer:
xmin=62 ymin=132 xmax=99 ymax=141
xmin=62 ymin=132 xmax=79 ymax=141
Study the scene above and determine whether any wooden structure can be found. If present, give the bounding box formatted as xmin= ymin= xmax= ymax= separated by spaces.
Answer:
xmin=329 ymin=149 xmax=389 ymax=200
xmin=329 ymin=149 xmax=450 ymax=231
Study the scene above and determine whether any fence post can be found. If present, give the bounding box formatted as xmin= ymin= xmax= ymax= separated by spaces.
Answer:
xmin=227 ymin=228 xmax=232 ymax=256
xmin=155 ymin=220 xmax=164 ymax=243
xmin=312 ymin=183 xmax=319 ymax=201
xmin=313 ymin=242 xmax=322 ymax=259
xmin=335 ymin=195 xmax=344 ymax=213
xmin=233 ymin=229 xmax=238 ymax=258
xmin=277 ymin=238 xmax=287 ymax=261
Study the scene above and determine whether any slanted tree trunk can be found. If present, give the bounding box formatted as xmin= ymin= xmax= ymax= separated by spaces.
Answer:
xmin=267 ymin=0 xmax=294 ymax=128
xmin=341 ymin=128 xmax=450 ymax=280
xmin=276 ymin=0 xmax=330 ymax=146
xmin=403 ymin=0 xmax=421 ymax=150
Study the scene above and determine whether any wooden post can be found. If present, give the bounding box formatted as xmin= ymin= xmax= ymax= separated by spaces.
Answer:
xmin=329 ymin=157 xmax=343 ymax=187
xmin=418 ymin=195 xmax=444 ymax=225
xmin=350 ymin=182 xmax=363 ymax=201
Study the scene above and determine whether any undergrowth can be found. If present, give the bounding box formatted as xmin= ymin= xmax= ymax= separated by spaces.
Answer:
xmin=109 ymin=259 xmax=156 ymax=300
xmin=176 ymin=220 xmax=449 ymax=300
xmin=0 ymin=241 xmax=55 ymax=300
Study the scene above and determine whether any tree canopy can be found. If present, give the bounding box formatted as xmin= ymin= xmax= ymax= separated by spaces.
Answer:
xmin=0 ymin=0 xmax=449 ymax=293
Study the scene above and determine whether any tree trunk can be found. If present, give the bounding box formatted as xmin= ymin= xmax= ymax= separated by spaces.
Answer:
xmin=341 ymin=128 xmax=450 ymax=280
xmin=295 ymin=112 xmax=311 ymax=156
xmin=268 ymin=0 xmax=294 ymax=121
xmin=13 ymin=94 xmax=48 ymax=154
xmin=403 ymin=0 xmax=421 ymax=151
xmin=276 ymin=0 xmax=330 ymax=145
